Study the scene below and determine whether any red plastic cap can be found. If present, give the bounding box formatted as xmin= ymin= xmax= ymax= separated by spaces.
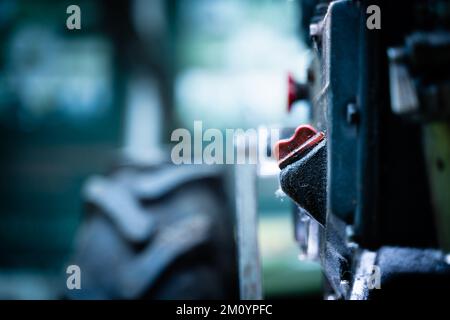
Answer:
xmin=274 ymin=125 xmax=325 ymax=168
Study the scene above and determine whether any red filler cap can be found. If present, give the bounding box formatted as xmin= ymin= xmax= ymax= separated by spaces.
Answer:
xmin=274 ymin=125 xmax=325 ymax=169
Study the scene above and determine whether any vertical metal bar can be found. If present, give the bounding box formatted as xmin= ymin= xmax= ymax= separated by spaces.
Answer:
xmin=235 ymin=161 xmax=262 ymax=300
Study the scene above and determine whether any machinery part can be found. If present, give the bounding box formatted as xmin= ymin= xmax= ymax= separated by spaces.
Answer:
xmin=370 ymin=247 xmax=450 ymax=300
xmin=388 ymin=47 xmax=420 ymax=115
xmin=295 ymin=207 xmax=321 ymax=262
xmin=235 ymin=163 xmax=262 ymax=300
xmin=274 ymin=125 xmax=325 ymax=169
xmin=67 ymin=164 xmax=238 ymax=299
xmin=275 ymin=125 xmax=327 ymax=226
xmin=234 ymin=132 xmax=263 ymax=300
xmin=279 ymin=0 xmax=450 ymax=300
xmin=388 ymin=31 xmax=450 ymax=120
xmin=348 ymin=250 xmax=377 ymax=300
xmin=422 ymin=123 xmax=450 ymax=251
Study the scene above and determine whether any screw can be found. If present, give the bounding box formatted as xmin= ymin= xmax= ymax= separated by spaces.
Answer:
xmin=347 ymin=103 xmax=359 ymax=125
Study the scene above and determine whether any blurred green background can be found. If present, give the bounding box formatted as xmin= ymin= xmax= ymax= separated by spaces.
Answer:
xmin=0 ymin=0 xmax=321 ymax=299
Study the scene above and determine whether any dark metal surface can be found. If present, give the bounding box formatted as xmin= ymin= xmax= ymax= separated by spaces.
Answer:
xmin=279 ymin=139 xmax=327 ymax=226
xmin=280 ymin=0 xmax=450 ymax=299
